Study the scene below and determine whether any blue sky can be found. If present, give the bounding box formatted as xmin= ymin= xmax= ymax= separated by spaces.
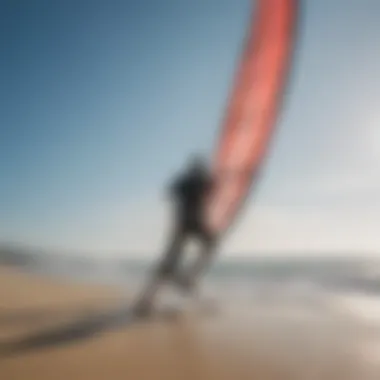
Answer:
xmin=1 ymin=0 xmax=379 ymax=256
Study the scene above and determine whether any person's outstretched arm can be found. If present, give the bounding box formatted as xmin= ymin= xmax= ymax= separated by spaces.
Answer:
xmin=167 ymin=175 xmax=183 ymax=198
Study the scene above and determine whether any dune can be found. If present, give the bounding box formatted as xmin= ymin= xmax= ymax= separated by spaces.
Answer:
xmin=0 ymin=266 xmax=379 ymax=380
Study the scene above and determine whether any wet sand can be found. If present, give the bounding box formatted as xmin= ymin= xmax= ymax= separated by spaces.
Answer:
xmin=0 ymin=266 xmax=378 ymax=380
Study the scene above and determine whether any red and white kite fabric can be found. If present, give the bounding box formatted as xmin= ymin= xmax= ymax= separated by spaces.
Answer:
xmin=208 ymin=0 xmax=299 ymax=236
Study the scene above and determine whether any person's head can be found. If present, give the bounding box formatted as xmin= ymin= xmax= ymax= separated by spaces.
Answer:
xmin=186 ymin=154 xmax=207 ymax=175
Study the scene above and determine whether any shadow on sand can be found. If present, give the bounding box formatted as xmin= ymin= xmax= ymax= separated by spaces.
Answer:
xmin=0 ymin=304 xmax=181 ymax=358
xmin=0 ymin=306 xmax=101 ymax=328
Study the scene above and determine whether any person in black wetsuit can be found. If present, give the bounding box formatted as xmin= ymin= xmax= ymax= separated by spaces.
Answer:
xmin=134 ymin=155 xmax=217 ymax=314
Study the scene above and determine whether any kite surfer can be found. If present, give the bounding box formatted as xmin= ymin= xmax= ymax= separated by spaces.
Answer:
xmin=134 ymin=155 xmax=217 ymax=315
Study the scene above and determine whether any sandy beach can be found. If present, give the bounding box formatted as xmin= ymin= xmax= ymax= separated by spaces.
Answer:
xmin=0 ymin=266 xmax=379 ymax=380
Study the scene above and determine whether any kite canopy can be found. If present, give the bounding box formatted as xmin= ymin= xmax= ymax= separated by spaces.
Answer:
xmin=207 ymin=0 xmax=299 ymax=236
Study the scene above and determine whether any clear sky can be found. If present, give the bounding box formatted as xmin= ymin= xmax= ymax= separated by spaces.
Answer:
xmin=1 ymin=0 xmax=379 ymax=257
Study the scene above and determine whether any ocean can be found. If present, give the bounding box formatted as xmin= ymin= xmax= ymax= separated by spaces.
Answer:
xmin=28 ymin=254 xmax=380 ymax=323
xmin=34 ymin=254 xmax=380 ymax=294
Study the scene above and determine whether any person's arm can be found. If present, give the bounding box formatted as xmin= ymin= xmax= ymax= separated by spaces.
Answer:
xmin=207 ymin=175 xmax=215 ymax=193
xmin=202 ymin=171 xmax=216 ymax=196
xmin=168 ymin=175 xmax=183 ymax=198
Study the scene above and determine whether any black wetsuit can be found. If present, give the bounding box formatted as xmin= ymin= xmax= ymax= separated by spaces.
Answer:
xmin=134 ymin=167 xmax=217 ymax=313
xmin=158 ymin=169 xmax=215 ymax=277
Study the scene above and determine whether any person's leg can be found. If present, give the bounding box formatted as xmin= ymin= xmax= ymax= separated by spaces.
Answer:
xmin=156 ymin=230 xmax=187 ymax=280
xmin=133 ymin=226 xmax=187 ymax=314
xmin=188 ymin=234 xmax=217 ymax=287
xmin=175 ymin=227 xmax=218 ymax=294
